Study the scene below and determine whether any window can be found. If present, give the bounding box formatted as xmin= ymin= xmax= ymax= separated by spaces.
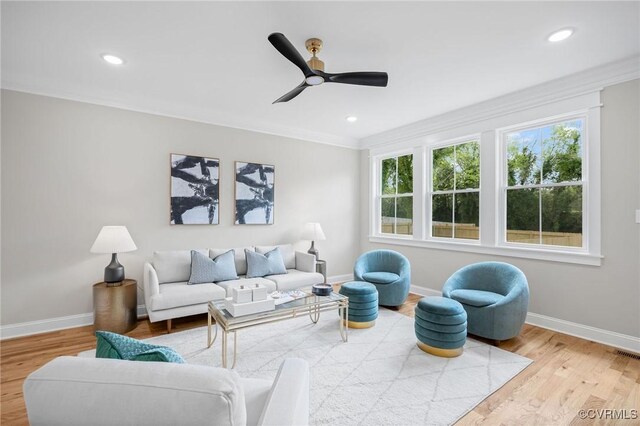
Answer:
xmin=431 ymin=140 xmax=480 ymax=240
xmin=504 ymin=118 xmax=584 ymax=248
xmin=380 ymin=154 xmax=413 ymax=235
xmin=369 ymin=90 xmax=601 ymax=265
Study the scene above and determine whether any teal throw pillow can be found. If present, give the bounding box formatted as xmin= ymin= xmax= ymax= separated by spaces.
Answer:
xmin=95 ymin=331 xmax=185 ymax=363
xmin=188 ymin=249 xmax=238 ymax=284
xmin=245 ymin=247 xmax=288 ymax=278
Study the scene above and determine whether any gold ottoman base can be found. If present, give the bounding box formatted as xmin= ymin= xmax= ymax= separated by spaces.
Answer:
xmin=417 ymin=341 xmax=463 ymax=358
xmin=343 ymin=319 xmax=376 ymax=329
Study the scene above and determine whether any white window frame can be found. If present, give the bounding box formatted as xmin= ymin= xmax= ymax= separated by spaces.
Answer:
xmin=427 ymin=137 xmax=481 ymax=243
xmin=368 ymin=90 xmax=602 ymax=266
xmin=497 ymin=113 xmax=588 ymax=253
xmin=373 ymin=150 xmax=414 ymax=238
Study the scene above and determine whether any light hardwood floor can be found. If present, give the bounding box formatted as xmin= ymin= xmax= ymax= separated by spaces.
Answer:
xmin=2 ymin=292 xmax=638 ymax=425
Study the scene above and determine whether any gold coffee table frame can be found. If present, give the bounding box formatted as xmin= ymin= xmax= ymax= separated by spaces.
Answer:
xmin=207 ymin=291 xmax=349 ymax=368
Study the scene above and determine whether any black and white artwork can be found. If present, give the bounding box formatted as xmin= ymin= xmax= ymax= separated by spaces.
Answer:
xmin=170 ymin=154 xmax=219 ymax=225
xmin=235 ymin=161 xmax=274 ymax=225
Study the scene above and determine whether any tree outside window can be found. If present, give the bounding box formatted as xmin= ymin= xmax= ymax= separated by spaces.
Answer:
xmin=431 ymin=140 xmax=480 ymax=240
xmin=505 ymin=119 xmax=583 ymax=247
xmin=380 ymin=154 xmax=413 ymax=235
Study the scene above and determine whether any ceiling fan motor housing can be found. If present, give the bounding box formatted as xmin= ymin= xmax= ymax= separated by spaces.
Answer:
xmin=305 ymin=38 xmax=324 ymax=71
xmin=307 ymin=56 xmax=324 ymax=72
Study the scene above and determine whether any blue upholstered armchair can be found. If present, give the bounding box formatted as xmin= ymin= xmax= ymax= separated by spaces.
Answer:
xmin=354 ymin=250 xmax=411 ymax=307
xmin=442 ymin=262 xmax=529 ymax=342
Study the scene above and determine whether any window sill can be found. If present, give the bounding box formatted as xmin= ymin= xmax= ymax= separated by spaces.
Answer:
xmin=368 ymin=235 xmax=602 ymax=266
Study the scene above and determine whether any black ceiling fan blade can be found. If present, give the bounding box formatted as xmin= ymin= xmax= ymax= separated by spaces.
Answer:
xmin=273 ymin=81 xmax=309 ymax=104
xmin=323 ymin=71 xmax=388 ymax=87
xmin=268 ymin=32 xmax=315 ymax=78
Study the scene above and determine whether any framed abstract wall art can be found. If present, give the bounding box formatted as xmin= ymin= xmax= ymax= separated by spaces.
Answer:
xmin=235 ymin=161 xmax=274 ymax=225
xmin=170 ymin=154 xmax=220 ymax=225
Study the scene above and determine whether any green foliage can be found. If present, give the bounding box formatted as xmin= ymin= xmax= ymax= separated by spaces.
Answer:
xmin=433 ymin=146 xmax=454 ymax=191
xmin=542 ymin=126 xmax=582 ymax=183
xmin=397 ymin=155 xmax=413 ymax=194
xmin=506 ymin=121 xmax=583 ymax=237
xmin=381 ymin=158 xmax=396 ymax=195
xmin=507 ymin=142 xmax=539 ymax=186
xmin=432 ymin=141 xmax=480 ymax=229
xmin=381 ymin=155 xmax=413 ymax=234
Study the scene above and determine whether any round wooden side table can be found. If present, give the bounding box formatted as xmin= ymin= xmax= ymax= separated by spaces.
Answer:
xmin=93 ymin=279 xmax=137 ymax=334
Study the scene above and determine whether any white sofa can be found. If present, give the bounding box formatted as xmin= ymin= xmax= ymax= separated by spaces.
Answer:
xmin=143 ymin=244 xmax=324 ymax=330
xmin=23 ymin=356 xmax=309 ymax=426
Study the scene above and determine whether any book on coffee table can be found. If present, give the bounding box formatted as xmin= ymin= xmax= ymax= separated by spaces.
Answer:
xmin=269 ymin=290 xmax=308 ymax=305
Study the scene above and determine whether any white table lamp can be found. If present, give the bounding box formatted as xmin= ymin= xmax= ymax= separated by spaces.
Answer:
xmin=301 ymin=222 xmax=326 ymax=259
xmin=90 ymin=226 xmax=137 ymax=285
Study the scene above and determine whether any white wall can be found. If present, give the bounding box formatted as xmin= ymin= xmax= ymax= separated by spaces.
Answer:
xmin=360 ymin=80 xmax=640 ymax=338
xmin=1 ymin=90 xmax=360 ymax=326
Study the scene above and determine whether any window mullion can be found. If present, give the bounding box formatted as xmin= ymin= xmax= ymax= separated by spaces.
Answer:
xmin=452 ymin=145 xmax=457 ymax=238
xmin=395 ymin=157 xmax=399 ymax=234
xmin=538 ymin=188 xmax=543 ymax=244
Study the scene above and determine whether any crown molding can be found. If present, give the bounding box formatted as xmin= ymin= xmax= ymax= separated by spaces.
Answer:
xmin=359 ymin=55 xmax=640 ymax=149
xmin=0 ymin=83 xmax=360 ymax=150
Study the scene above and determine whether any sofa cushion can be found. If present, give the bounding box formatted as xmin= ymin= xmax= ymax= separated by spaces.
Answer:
xmin=450 ymin=289 xmax=504 ymax=307
xmin=215 ymin=277 xmax=277 ymax=297
xmin=210 ymin=246 xmax=254 ymax=276
xmin=362 ymin=271 xmax=400 ymax=284
xmin=246 ymin=248 xmax=287 ymax=278
xmin=188 ymin=250 xmax=238 ymax=285
xmin=151 ymin=281 xmax=226 ymax=311
xmin=265 ymin=269 xmax=324 ymax=291
xmin=95 ymin=331 xmax=185 ymax=363
xmin=256 ymin=244 xmax=295 ymax=269
xmin=153 ymin=249 xmax=207 ymax=284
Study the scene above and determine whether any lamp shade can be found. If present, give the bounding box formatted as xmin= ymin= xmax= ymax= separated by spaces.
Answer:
xmin=301 ymin=222 xmax=326 ymax=241
xmin=90 ymin=226 xmax=137 ymax=254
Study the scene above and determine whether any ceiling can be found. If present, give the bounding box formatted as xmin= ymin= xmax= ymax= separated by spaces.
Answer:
xmin=2 ymin=1 xmax=639 ymax=148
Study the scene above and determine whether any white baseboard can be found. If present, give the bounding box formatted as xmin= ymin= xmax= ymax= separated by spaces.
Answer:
xmin=136 ymin=304 xmax=149 ymax=319
xmin=410 ymin=284 xmax=442 ymax=297
xmin=0 ymin=312 xmax=94 ymax=340
xmin=327 ymin=274 xmax=354 ymax=284
xmin=0 ymin=305 xmax=148 ymax=340
xmin=525 ymin=312 xmax=640 ymax=354
xmin=409 ymin=284 xmax=640 ymax=353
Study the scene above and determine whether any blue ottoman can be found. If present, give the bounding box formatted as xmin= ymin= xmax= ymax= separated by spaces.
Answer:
xmin=415 ymin=296 xmax=467 ymax=357
xmin=339 ymin=281 xmax=378 ymax=329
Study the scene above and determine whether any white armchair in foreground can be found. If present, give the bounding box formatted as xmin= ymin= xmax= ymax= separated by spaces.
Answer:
xmin=24 ymin=356 xmax=309 ymax=426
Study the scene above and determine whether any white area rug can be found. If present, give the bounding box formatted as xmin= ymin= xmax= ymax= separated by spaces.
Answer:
xmin=145 ymin=309 xmax=531 ymax=426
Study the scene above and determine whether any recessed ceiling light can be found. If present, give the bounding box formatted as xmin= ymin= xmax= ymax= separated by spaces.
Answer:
xmin=547 ymin=28 xmax=574 ymax=43
xmin=101 ymin=54 xmax=124 ymax=65
xmin=346 ymin=116 xmax=358 ymax=123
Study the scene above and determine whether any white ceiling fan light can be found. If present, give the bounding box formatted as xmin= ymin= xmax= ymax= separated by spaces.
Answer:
xmin=346 ymin=116 xmax=358 ymax=123
xmin=101 ymin=54 xmax=125 ymax=65
xmin=547 ymin=28 xmax=574 ymax=43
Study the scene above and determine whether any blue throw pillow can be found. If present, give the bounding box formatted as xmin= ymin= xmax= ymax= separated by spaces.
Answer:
xmin=245 ymin=247 xmax=287 ymax=278
xmin=95 ymin=331 xmax=185 ymax=363
xmin=188 ymin=249 xmax=238 ymax=284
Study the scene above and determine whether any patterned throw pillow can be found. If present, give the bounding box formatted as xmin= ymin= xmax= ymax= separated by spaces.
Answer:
xmin=188 ymin=249 xmax=238 ymax=285
xmin=95 ymin=331 xmax=185 ymax=363
xmin=245 ymin=247 xmax=288 ymax=278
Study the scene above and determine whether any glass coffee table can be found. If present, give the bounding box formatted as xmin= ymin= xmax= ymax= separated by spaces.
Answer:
xmin=207 ymin=291 xmax=348 ymax=368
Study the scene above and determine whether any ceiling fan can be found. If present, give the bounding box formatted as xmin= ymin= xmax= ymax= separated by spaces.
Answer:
xmin=268 ymin=32 xmax=388 ymax=103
